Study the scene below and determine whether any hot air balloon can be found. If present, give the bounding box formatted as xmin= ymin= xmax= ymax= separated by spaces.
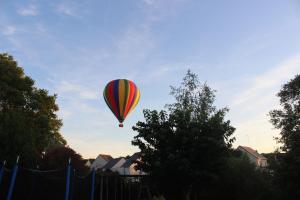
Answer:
xmin=103 ymin=79 xmax=140 ymax=127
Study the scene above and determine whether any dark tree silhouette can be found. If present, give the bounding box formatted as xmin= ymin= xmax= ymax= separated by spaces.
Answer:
xmin=270 ymin=74 xmax=300 ymax=200
xmin=132 ymin=70 xmax=235 ymax=200
xmin=40 ymin=146 xmax=89 ymax=175
xmin=0 ymin=53 xmax=66 ymax=167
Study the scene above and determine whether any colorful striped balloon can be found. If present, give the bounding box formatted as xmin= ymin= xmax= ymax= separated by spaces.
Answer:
xmin=103 ymin=79 xmax=140 ymax=127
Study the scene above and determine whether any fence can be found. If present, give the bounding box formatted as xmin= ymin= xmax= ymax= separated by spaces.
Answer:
xmin=0 ymin=160 xmax=155 ymax=200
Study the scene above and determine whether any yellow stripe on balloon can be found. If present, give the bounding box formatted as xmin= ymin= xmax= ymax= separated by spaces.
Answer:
xmin=118 ymin=79 xmax=125 ymax=118
xmin=128 ymin=88 xmax=140 ymax=114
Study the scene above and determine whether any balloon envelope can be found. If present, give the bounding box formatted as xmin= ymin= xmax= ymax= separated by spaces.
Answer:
xmin=103 ymin=79 xmax=140 ymax=126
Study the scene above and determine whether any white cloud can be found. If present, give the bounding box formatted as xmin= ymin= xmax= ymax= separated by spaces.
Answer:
xmin=115 ymin=26 xmax=155 ymax=63
xmin=56 ymin=3 xmax=76 ymax=16
xmin=143 ymin=0 xmax=156 ymax=6
xmin=58 ymin=109 xmax=72 ymax=119
xmin=18 ymin=4 xmax=38 ymax=16
xmin=149 ymin=66 xmax=171 ymax=78
xmin=141 ymin=0 xmax=190 ymax=22
xmin=143 ymin=0 xmax=188 ymax=7
xmin=36 ymin=23 xmax=47 ymax=33
xmin=229 ymin=54 xmax=300 ymax=152
xmin=76 ymin=102 xmax=99 ymax=113
xmin=2 ymin=26 xmax=16 ymax=36
xmin=142 ymin=63 xmax=191 ymax=82
xmin=231 ymin=54 xmax=300 ymax=110
xmin=57 ymin=81 xmax=98 ymax=100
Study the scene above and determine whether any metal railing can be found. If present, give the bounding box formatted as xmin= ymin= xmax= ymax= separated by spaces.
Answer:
xmin=0 ymin=160 xmax=154 ymax=200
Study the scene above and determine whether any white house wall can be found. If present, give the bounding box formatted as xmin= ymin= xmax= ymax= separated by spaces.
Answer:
xmin=111 ymin=158 xmax=126 ymax=172
xmin=118 ymin=164 xmax=145 ymax=175
xmin=238 ymin=147 xmax=268 ymax=167
xmin=258 ymin=158 xmax=268 ymax=167
xmin=90 ymin=156 xmax=108 ymax=170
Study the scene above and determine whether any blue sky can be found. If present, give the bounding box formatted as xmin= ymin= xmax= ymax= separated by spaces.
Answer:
xmin=1 ymin=0 xmax=300 ymax=158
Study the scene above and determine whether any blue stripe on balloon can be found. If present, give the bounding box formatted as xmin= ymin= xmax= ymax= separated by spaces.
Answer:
xmin=113 ymin=80 xmax=121 ymax=121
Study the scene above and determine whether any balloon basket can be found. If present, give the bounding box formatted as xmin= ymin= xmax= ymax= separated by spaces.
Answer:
xmin=119 ymin=123 xmax=124 ymax=128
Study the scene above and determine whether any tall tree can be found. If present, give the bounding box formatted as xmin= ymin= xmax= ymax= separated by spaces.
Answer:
xmin=0 ymin=53 xmax=66 ymax=167
xmin=269 ymin=74 xmax=300 ymax=199
xmin=132 ymin=70 xmax=235 ymax=200
xmin=40 ymin=146 xmax=89 ymax=175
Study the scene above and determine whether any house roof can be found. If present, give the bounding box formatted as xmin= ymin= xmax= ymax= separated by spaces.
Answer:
xmin=102 ymin=157 xmax=124 ymax=170
xmin=99 ymin=154 xmax=113 ymax=161
xmin=121 ymin=152 xmax=141 ymax=168
xmin=238 ymin=146 xmax=266 ymax=159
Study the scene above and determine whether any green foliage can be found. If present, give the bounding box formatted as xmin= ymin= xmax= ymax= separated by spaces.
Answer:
xmin=270 ymin=74 xmax=300 ymax=153
xmin=0 ymin=53 xmax=66 ymax=167
xmin=132 ymin=70 xmax=235 ymax=199
xmin=269 ymin=74 xmax=300 ymax=199
xmin=218 ymin=152 xmax=279 ymax=200
xmin=262 ymin=152 xmax=281 ymax=171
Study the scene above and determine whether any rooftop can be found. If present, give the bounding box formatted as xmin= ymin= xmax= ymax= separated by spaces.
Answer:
xmin=122 ymin=152 xmax=141 ymax=168
xmin=99 ymin=154 xmax=113 ymax=161
xmin=238 ymin=146 xmax=267 ymax=159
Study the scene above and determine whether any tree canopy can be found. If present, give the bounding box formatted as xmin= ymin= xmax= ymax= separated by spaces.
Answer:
xmin=0 ymin=53 xmax=66 ymax=167
xmin=132 ymin=70 xmax=235 ymax=199
xmin=269 ymin=74 xmax=300 ymax=199
xmin=40 ymin=146 xmax=89 ymax=175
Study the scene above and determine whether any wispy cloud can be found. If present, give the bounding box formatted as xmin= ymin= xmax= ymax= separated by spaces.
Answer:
xmin=229 ymin=54 xmax=300 ymax=152
xmin=58 ymin=109 xmax=72 ymax=120
xmin=18 ymin=4 xmax=38 ymax=16
xmin=141 ymin=0 xmax=190 ymax=22
xmin=142 ymin=63 xmax=191 ymax=82
xmin=56 ymin=81 xmax=98 ymax=100
xmin=231 ymin=54 xmax=300 ymax=110
xmin=2 ymin=26 xmax=16 ymax=36
xmin=56 ymin=3 xmax=76 ymax=16
xmin=114 ymin=26 xmax=155 ymax=65
xmin=142 ymin=0 xmax=188 ymax=7
xmin=143 ymin=0 xmax=156 ymax=6
xmin=35 ymin=23 xmax=47 ymax=33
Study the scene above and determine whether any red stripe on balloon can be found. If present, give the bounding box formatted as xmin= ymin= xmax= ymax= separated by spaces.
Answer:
xmin=124 ymin=81 xmax=135 ymax=117
xmin=113 ymin=79 xmax=121 ymax=120
xmin=106 ymin=81 xmax=119 ymax=119
xmin=127 ymin=83 xmax=137 ymax=113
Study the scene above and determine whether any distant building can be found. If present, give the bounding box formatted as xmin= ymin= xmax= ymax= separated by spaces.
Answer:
xmin=237 ymin=146 xmax=268 ymax=167
xmin=90 ymin=154 xmax=113 ymax=170
xmin=84 ymin=159 xmax=95 ymax=167
xmin=89 ymin=152 xmax=146 ymax=175
xmin=119 ymin=152 xmax=145 ymax=175
xmin=102 ymin=157 xmax=126 ymax=172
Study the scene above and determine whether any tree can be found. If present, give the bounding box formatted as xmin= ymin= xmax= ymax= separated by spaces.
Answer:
xmin=0 ymin=53 xmax=66 ymax=167
xmin=40 ymin=146 xmax=89 ymax=175
xmin=269 ymin=74 xmax=300 ymax=199
xmin=132 ymin=70 xmax=235 ymax=200
xmin=218 ymin=150 xmax=279 ymax=200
